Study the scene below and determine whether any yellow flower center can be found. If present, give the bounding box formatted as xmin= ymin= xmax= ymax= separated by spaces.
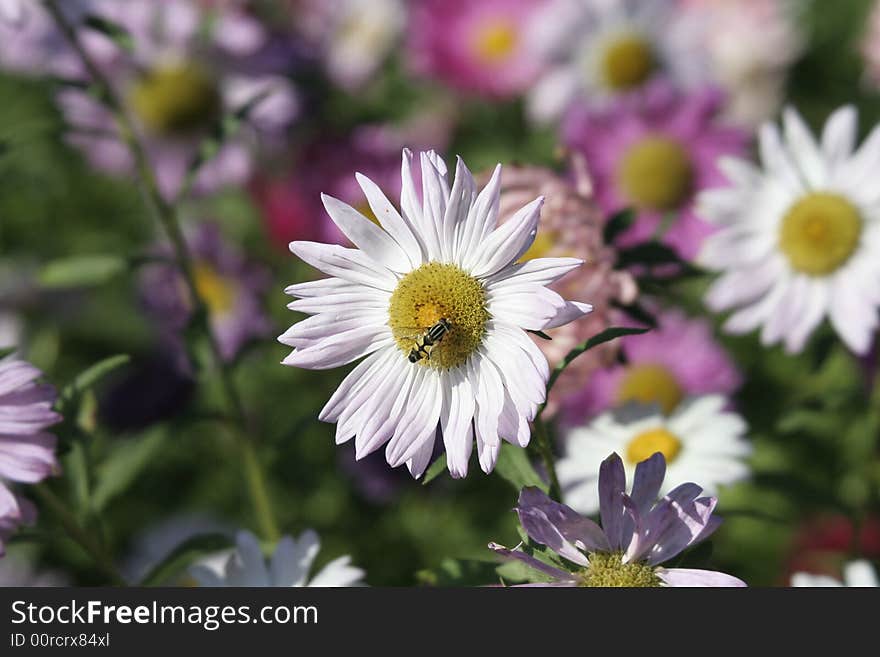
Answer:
xmin=600 ymin=35 xmax=656 ymax=91
xmin=626 ymin=427 xmax=682 ymax=466
xmin=579 ymin=551 xmax=661 ymax=587
xmin=388 ymin=263 xmax=489 ymax=370
xmin=193 ymin=262 xmax=235 ymax=315
xmin=778 ymin=192 xmax=862 ymax=276
xmin=129 ymin=63 xmax=222 ymax=136
xmin=616 ymin=364 xmax=684 ymax=415
xmin=473 ymin=20 xmax=518 ymax=64
xmin=618 ymin=136 xmax=694 ymax=211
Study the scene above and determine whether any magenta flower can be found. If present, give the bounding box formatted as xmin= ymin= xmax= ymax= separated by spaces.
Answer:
xmin=139 ymin=222 xmax=272 ymax=363
xmin=406 ymin=0 xmax=546 ymax=98
xmin=0 ymin=359 xmax=61 ymax=555
xmin=490 ymin=452 xmax=745 ymax=587
xmin=563 ymin=84 xmax=748 ymax=260
xmin=561 ymin=308 xmax=741 ymax=424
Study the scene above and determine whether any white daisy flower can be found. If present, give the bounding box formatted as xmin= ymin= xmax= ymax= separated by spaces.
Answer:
xmin=279 ymin=149 xmax=592 ymax=478
xmin=557 ymin=395 xmax=751 ymax=515
xmin=698 ymin=106 xmax=880 ymax=355
xmin=526 ymin=0 xmax=705 ymax=123
xmin=791 ymin=560 xmax=879 ymax=587
xmin=189 ymin=530 xmax=365 ymax=587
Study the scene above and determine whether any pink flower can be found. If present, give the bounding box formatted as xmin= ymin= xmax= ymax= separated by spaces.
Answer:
xmin=561 ymin=308 xmax=741 ymax=425
xmin=0 ymin=359 xmax=61 ymax=554
xmin=863 ymin=0 xmax=880 ymax=89
xmin=563 ymin=84 xmax=749 ymax=260
xmin=491 ymin=157 xmax=638 ymax=416
xmin=406 ymin=0 xmax=546 ymax=98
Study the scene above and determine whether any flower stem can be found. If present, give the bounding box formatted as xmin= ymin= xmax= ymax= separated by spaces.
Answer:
xmin=533 ymin=417 xmax=562 ymax=501
xmin=33 ymin=484 xmax=126 ymax=586
xmin=45 ymin=1 xmax=279 ymax=543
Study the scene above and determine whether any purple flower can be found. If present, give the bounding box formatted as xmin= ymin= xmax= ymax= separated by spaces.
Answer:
xmin=560 ymin=308 xmax=741 ymax=424
xmin=0 ymin=358 xmax=61 ymax=555
xmin=563 ymin=84 xmax=749 ymax=260
xmin=490 ymin=452 xmax=745 ymax=587
xmin=139 ymin=221 xmax=272 ymax=363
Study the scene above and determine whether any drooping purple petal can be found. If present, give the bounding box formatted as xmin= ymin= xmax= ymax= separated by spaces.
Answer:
xmin=518 ymin=487 xmax=610 ymax=552
xmin=657 ymin=568 xmax=746 ymax=587
xmin=488 ymin=542 xmax=577 ymax=583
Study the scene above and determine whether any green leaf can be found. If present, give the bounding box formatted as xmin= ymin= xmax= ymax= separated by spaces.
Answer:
xmin=495 ymin=443 xmax=548 ymax=493
xmin=527 ymin=329 xmax=552 ymax=341
xmin=92 ymin=428 xmax=166 ymax=512
xmin=416 ymin=558 xmax=501 ymax=587
xmin=541 ymin=327 xmax=650 ymax=412
xmin=603 ymin=208 xmax=635 ymax=244
xmin=422 ymin=454 xmax=448 ymax=485
xmin=616 ymin=241 xmax=684 ymax=268
xmin=140 ymin=534 xmax=233 ymax=586
xmin=611 ymin=300 xmax=657 ymax=328
xmin=57 ymin=354 xmax=130 ymax=414
xmin=39 ymin=255 xmax=127 ymax=289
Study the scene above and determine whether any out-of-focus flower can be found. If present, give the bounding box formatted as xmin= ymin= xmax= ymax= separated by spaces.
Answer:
xmin=0 ymin=548 xmax=69 ymax=586
xmin=293 ymin=0 xmax=405 ymax=91
xmin=862 ymin=0 xmax=880 ymax=89
xmin=0 ymin=0 xmax=88 ymax=76
xmin=564 ymin=85 xmax=748 ymax=260
xmin=189 ymin=529 xmax=365 ymax=586
xmin=557 ymin=395 xmax=751 ymax=515
xmin=140 ymin=221 xmax=272 ymax=363
xmin=784 ymin=514 xmax=880 ymax=584
xmin=561 ymin=308 xmax=741 ymax=423
xmin=0 ymin=358 xmax=61 ymax=555
xmin=253 ymin=121 xmax=451 ymax=251
xmin=489 ymin=158 xmax=638 ymax=416
xmin=0 ymin=312 xmax=22 ymax=351
xmin=50 ymin=0 xmax=299 ymax=199
xmin=490 ymin=453 xmax=746 ymax=586
xmin=280 ymin=150 xmax=592 ymax=478
xmin=0 ymin=0 xmax=26 ymax=26
xmin=527 ymin=0 xmax=706 ymax=123
xmin=698 ymin=106 xmax=880 ymax=355
xmin=406 ymin=0 xmax=547 ymax=98
xmin=792 ymin=560 xmax=879 ymax=587
xmin=679 ymin=0 xmax=804 ymax=128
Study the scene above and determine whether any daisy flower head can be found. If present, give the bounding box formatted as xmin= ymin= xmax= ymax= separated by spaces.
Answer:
xmin=279 ymin=150 xmax=593 ymax=478
xmin=140 ymin=221 xmax=273 ymax=363
xmin=791 ymin=560 xmax=879 ymax=588
xmin=564 ymin=85 xmax=749 ymax=260
xmin=55 ymin=0 xmax=299 ymax=200
xmin=0 ymin=358 xmax=61 ymax=555
xmin=490 ymin=452 xmax=746 ymax=586
xmin=557 ymin=395 xmax=751 ymax=515
xmin=527 ymin=0 xmax=706 ymax=123
xmin=406 ymin=0 xmax=547 ymax=99
xmin=189 ymin=529 xmax=364 ymax=587
xmin=294 ymin=0 xmax=405 ymax=91
xmin=698 ymin=106 xmax=880 ymax=355
xmin=561 ymin=308 xmax=741 ymax=424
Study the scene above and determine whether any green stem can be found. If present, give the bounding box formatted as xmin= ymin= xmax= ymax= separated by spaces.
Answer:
xmin=533 ymin=417 xmax=561 ymax=501
xmin=33 ymin=484 xmax=126 ymax=586
xmin=45 ymin=1 xmax=278 ymax=541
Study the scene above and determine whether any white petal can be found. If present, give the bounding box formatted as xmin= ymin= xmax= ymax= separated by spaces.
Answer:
xmin=440 ymin=368 xmax=476 ymax=478
xmin=290 ymin=241 xmax=397 ymax=291
xmin=782 ymin=106 xmax=826 ymax=188
xmin=469 ymin=197 xmax=543 ymax=278
xmin=356 ymin=172 xmax=424 ymax=266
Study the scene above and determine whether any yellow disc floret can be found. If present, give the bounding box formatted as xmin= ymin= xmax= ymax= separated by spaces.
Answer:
xmin=778 ymin=192 xmax=862 ymax=276
xmin=388 ymin=263 xmax=489 ymax=370
xmin=473 ymin=21 xmax=518 ymax=64
xmin=618 ymin=136 xmax=694 ymax=211
xmin=129 ymin=63 xmax=222 ymax=136
xmin=193 ymin=262 xmax=235 ymax=315
xmin=579 ymin=552 xmax=662 ymax=587
xmin=600 ymin=35 xmax=656 ymax=91
xmin=626 ymin=427 xmax=682 ymax=465
xmin=617 ymin=364 xmax=684 ymax=415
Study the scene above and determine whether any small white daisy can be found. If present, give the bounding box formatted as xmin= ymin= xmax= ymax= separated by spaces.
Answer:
xmin=279 ymin=149 xmax=592 ymax=478
xmin=189 ymin=530 xmax=365 ymax=587
xmin=698 ymin=106 xmax=880 ymax=355
xmin=791 ymin=560 xmax=879 ymax=587
xmin=557 ymin=395 xmax=751 ymax=515
xmin=526 ymin=0 xmax=705 ymax=123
